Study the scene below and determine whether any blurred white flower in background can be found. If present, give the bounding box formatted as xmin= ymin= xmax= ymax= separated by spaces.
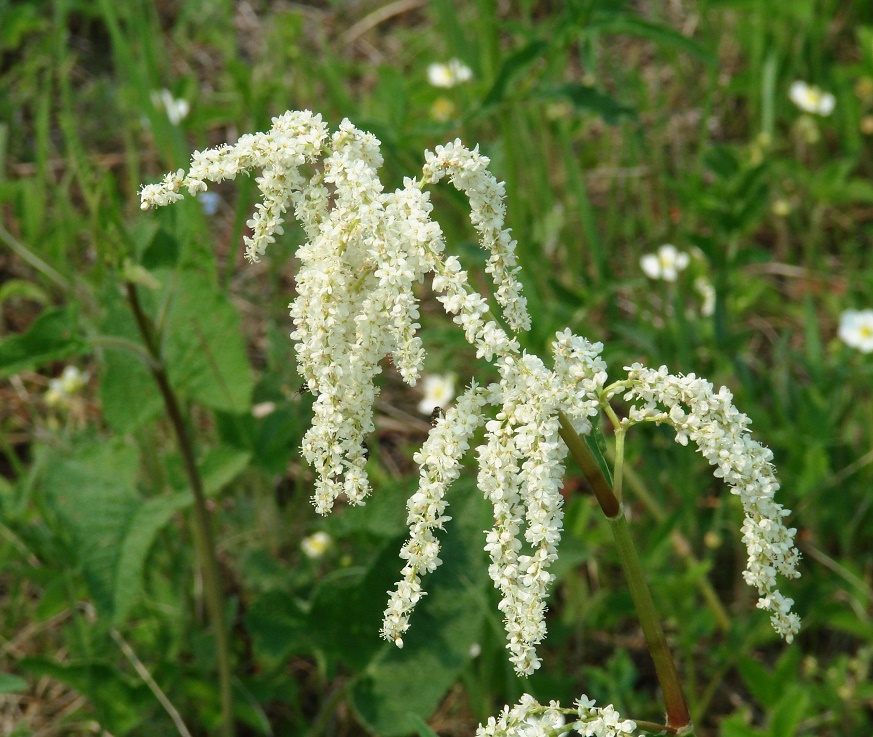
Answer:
xmin=417 ymin=373 xmax=455 ymax=414
xmin=45 ymin=366 xmax=87 ymax=408
xmin=427 ymin=59 xmax=473 ymax=88
xmin=695 ymin=277 xmax=716 ymax=317
xmin=151 ymin=89 xmax=190 ymax=125
xmin=839 ymin=309 xmax=873 ymax=353
xmin=430 ymin=97 xmax=456 ymax=122
xmin=789 ymin=81 xmax=835 ymax=116
xmin=301 ymin=531 xmax=333 ymax=559
xmin=640 ymin=244 xmax=690 ymax=282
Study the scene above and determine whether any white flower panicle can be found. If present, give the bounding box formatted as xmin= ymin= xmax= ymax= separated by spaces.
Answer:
xmin=382 ymin=383 xmax=489 ymax=647
xmin=622 ymin=364 xmax=801 ymax=641
xmin=141 ymin=111 xmax=532 ymax=518
xmin=140 ymin=111 xmax=800 ymax=685
xmin=475 ymin=333 xmax=607 ymax=675
xmin=423 ymin=140 xmax=531 ymax=333
xmin=476 ymin=694 xmax=636 ymax=737
xmin=140 ymin=110 xmax=330 ymax=263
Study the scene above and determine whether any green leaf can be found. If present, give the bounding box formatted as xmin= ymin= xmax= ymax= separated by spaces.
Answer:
xmin=245 ymin=590 xmax=309 ymax=662
xmin=40 ymin=441 xmax=141 ymax=618
xmin=112 ymin=492 xmax=191 ymax=624
xmin=535 ymin=83 xmax=636 ymax=124
xmin=199 ymin=445 xmax=252 ymax=495
xmin=160 ymin=269 xmax=254 ymax=413
xmin=99 ymin=290 xmax=162 ymax=433
xmin=39 ymin=440 xmax=187 ymax=623
xmin=770 ymin=686 xmax=809 ymax=737
xmin=0 ymin=306 xmax=86 ymax=379
xmin=0 ymin=672 xmax=28 ymax=694
xmin=349 ymin=484 xmax=491 ymax=736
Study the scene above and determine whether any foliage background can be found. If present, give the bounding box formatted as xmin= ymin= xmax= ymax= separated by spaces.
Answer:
xmin=1 ymin=0 xmax=872 ymax=735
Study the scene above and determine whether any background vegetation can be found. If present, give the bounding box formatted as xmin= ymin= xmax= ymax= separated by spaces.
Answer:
xmin=1 ymin=0 xmax=872 ymax=735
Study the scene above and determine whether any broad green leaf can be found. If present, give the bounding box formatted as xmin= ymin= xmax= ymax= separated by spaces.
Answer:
xmin=199 ymin=445 xmax=252 ymax=495
xmin=159 ymin=269 xmax=254 ymax=413
xmin=112 ymin=492 xmax=191 ymax=624
xmin=40 ymin=441 xmax=188 ymax=623
xmin=0 ymin=672 xmax=27 ymax=694
xmin=349 ymin=484 xmax=491 ymax=737
xmin=245 ymin=590 xmax=309 ymax=662
xmin=0 ymin=306 xmax=86 ymax=379
xmin=40 ymin=440 xmax=141 ymax=618
xmin=99 ymin=289 xmax=162 ymax=433
xmin=770 ymin=686 xmax=809 ymax=737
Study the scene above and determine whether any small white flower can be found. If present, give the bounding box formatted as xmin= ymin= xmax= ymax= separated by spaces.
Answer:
xmin=417 ymin=373 xmax=455 ymax=414
xmin=151 ymin=89 xmax=190 ymax=125
xmin=427 ymin=59 xmax=473 ymax=88
xmin=839 ymin=309 xmax=873 ymax=353
xmin=301 ymin=531 xmax=333 ymax=559
xmin=789 ymin=81 xmax=835 ymax=116
xmin=694 ymin=277 xmax=715 ymax=317
xmin=46 ymin=366 xmax=86 ymax=408
xmin=640 ymin=244 xmax=690 ymax=282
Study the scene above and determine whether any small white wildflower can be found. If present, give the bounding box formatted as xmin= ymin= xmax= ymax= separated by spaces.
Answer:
xmin=640 ymin=244 xmax=690 ymax=282
xmin=45 ymin=366 xmax=87 ymax=408
xmin=301 ymin=531 xmax=333 ymax=559
xmin=694 ymin=277 xmax=715 ymax=317
xmin=427 ymin=59 xmax=473 ymax=88
xmin=417 ymin=373 xmax=456 ymax=414
xmin=789 ymin=81 xmax=835 ymax=116
xmin=251 ymin=401 xmax=276 ymax=418
xmin=838 ymin=309 xmax=873 ymax=353
xmin=430 ymin=97 xmax=456 ymax=122
xmin=150 ymin=89 xmax=190 ymax=125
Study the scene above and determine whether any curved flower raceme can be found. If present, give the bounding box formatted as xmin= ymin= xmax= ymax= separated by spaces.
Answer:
xmin=622 ymin=364 xmax=801 ymax=641
xmin=141 ymin=111 xmax=527 ymax=517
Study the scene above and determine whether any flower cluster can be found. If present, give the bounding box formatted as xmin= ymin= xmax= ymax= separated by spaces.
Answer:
xmin=476 ymin=694 xmax=636 ymax=737
xmin=382 ymin=383 xmax=489 ymax=647
xmin=621 ymin=364 xmax=801 ymax=641
xmin=140 ymin=111 xmax=801 ymax=692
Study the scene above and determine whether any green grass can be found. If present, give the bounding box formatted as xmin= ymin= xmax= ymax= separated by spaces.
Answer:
xmin=1 ymin=0 xmax=873 ymax=735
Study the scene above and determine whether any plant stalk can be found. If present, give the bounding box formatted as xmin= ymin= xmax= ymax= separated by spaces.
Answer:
xmin=126 ymin=282 xmax=235 ymax=737
xmin=558 ymin=412 xmax=692 ymax=731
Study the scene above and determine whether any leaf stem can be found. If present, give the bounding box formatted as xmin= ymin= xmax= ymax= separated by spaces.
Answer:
xmin=125 ymin=282 xmax=235 ymax=737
